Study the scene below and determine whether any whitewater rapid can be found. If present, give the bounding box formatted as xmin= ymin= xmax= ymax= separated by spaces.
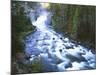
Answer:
xmin=24 ymin=3 xmax=96 ymax=72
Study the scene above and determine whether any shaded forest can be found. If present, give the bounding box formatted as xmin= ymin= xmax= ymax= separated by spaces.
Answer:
xmin=11 ymin=1 xmax=96 ymax=74
xmin=50 ymin=4 xmax=96 ymax=49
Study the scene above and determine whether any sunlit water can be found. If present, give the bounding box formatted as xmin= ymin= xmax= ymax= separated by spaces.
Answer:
xmin=24 ymin=3 xmax=96 ymax=72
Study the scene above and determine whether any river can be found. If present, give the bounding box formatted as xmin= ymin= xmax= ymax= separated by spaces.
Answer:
xmin=24 ymin=3 xmax=96 ymax=72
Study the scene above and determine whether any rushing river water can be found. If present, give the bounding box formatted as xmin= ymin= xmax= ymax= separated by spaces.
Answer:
xmin=24 ymin=3 xmax=96 ymax=72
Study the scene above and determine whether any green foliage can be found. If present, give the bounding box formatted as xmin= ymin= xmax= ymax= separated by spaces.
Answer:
xmin=31 ymin=58 xmax=43 ymax=73
xmin=50 ymin=4 xmax=95 ymax=48
xmin=50 ymin=4 xmax=68 ymax=33
xmin=12 ymin=1 xmax=43 ymax=73
xmin=71 ymin=6 xmax=80 ymax=38
xmin=12 ymin=1 xmax=35 ymax=55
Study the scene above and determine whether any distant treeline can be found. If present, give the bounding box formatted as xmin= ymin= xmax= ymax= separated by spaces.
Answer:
xmin=50 ymin=4 xmax=96 ymax=49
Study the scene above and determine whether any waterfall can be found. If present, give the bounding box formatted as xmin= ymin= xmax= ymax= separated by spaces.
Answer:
xmin=24 ymin=3 xmax=96 ymax=72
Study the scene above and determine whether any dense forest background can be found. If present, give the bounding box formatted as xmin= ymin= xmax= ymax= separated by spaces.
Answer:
xmin=50 ymin=3 xmax=96 ymax=49
xmin=11 ymin=1 xmax=96 ymax=74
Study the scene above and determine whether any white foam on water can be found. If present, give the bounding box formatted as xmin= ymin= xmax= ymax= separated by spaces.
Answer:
xmin=24 ymin=3 xmax=96 ymax=72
